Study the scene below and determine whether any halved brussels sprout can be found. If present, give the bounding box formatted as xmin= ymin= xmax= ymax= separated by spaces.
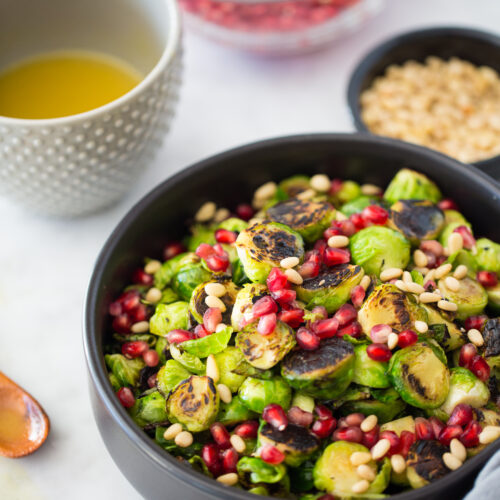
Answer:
xmin=352 ymin=344 xmax=390 ymax=388
xmin=295 ymin=264 xmax=364 ymax=314
xmin=291 ymin=393 xmax=315 ymax=413
xmin=486 ymin=285 xmax=500 ymax=314
xmin=172 ymin=255 xmax=212 ymax=301
xmin=236 ymin=222 xmax=304 ymax=283
xmin=358 ymin=284 xmax=427 ymax=334
xmin=157 ymin=360 xmax=191 ymax=396
xmin=406 ymin=440 xmax=448 ymax=489
xmin=332 ymin=181 xmax=362 ymax=205
xmin=238 ymin=377 xmax=292 ymax=413
xmin=388 ymin=200 xmax=444 ymax=244
xmin=339 ymin=398 xmax=406 ymax=424
xmin=475 ymin=238 xmax=500 ymax=274
xmin=130 ymin=391 xmax=168 ymax=427
xmin=149 ymin=301 xmax=190 ymax=336
xmin=231 ymin=283 xmax=268 ymax=332
xmin=170 ymin=344 xmax=206 ymax=375
xmin=422 ymin=304 xmax=466 ymax=351
xmin=154 ymin=252 xmax=188 ymax=290
xmin=105 ymin=354 xmax=145 ymax=387
xmin=350 ymin=226 xmax=411 ymax=276
xmin=166 ymin=375 xmax=219 ymax=432
xmin=279 ymin=175 xmax=311 ymax=198
xmin=259 ymin=423 xmax=320 ymax=467
xmin=444 ymin=209 xmax=470 ymax=227
xmin=481 ymin=318 xmax=500 ymax=368
xmin=217 ymin=395 xmax=257 ymax=426
xmin=266 ymin=199 xmax=335 ymax=243
xmin=438 ymin=276 xmax=488 ymax=321
xmin=237 ymin=456 xmax=287 ymax=485
xmin=388 ymin=344 xmax=450 ymax=409
xmin=214 ymin=346 xmax=252 ymax=392
xmin=380 ymin=415 xmax=415 ymax=435
xmin=217 ymin=217 xmax=248 ymax=233
xmin=474 ymin=407 xmax=500 ymax=427
xmin=340 ymin=196 xmax=378 ymax=216
xmin=181 ymin=326 xmax=233 ymax=358
xmin=281 ymin=337 xmax=354 ymax=399
xmin=384 ymin=168 xmax=442 ymax=204
xmin=235 ymin=320 xmax=296 ymax=370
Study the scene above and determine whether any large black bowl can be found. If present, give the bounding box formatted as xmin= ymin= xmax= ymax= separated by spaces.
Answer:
xmin=84 ymin=134 xmax=500 ymax=500
xmin=346 ymin=27 xmax=500 ymax=181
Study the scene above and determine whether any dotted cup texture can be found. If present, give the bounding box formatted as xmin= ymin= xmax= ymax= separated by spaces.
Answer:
xmin=0 ymin=51 xmax=182 ymax=217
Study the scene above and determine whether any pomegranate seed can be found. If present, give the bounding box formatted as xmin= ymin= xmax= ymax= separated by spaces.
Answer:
xmin=465 ymin=315 xmax=487 ymax=331
xmin=428 ymin=417 xmax=445 ymax=439
xmin=271 ymin=288 xmax=296 ymax=306
xmin=121 ymin=341 xmax=149 ymax=358
xmin=214 ymin=228 xmax=237 ymax=244
xmin=311 ymin=418 xmax=336 ymax=438
xmin=202 ymin=443 xmax=222 ymax=476
xmin=362 ymin=426 xmax=380 ymax=449
xmin=420 ymin=240 xmax=444 ymax=257
xmin=260 ymin=445 xmax=285 ymax=465
xmin=334 ymin=304 xmax=357 ymax=326
xmin=194 ymin=324 xmax=211 ymax=338
xmin=415 ymin=418 xmax=434 ymax=440
xmin=263 ymin=404 xmax=288 ymax=431
xmin=332 ymin=426 xmax=363 ymax=443
xmin=324 ymin=226 xmax=343 ymax=239
xmin=163 ymin=241 xmax=185 ymax=260
xmin=236 ymin=203 xmax=254 ymax=221
xmin=258 ymin=313 xmax=277 ymax=335
xmin=315 ymin=405 xmax=333 ymax=420
xmin=196 ymin=243 xmax=214 ymax=259
xmin=459 ymin=343 xmax=478 ymax=369
xmin=330 ymin=178 xmax=343 ymax=194
xmin=296 ymin=327 xmax=320 ymax=350
xmin=203 ymin=307 xmax=222 ymax=333
xmin=424 ymin=280 xmax=437 ymax=291
xmin=350 ymin=285 xmax=365 ymax=308
xmin=338 ymin=219 xmax=356 ymax=237
xmin=221 ymin=448 xmax=239 ymax=473
xmin=132 ymin=268 xmax=154 ymax=286
xmin=350 ymin=213 xmax=367 ymax=231
xmin=314 ymin=239 xmax=327 ymax=257
xmin=379 ymin=430 xmax=401 ymax=456
xmin=366 ymin=343 xmax=392 ymax=362
xmin=362 ymin=205 xmax=388 ymax=225
xmin=311 ymin=318 xmax=339 ymax=339
xmin=252 ymin=296 xmax=278 ymax=317
xmin=345 ymin=413 xmax=365 ymax=427
xmin=287 ymin=406 xmax=314 ymax=427
xmin=143 ymin=350 xmax=159 ymax=367
xmin=234 ymin=420 xmax=258 ymax=439
xmin=398 ymin=330 xmax=418 ymax=348
xmin=454 ymin=226 xmax=476 ymax=249
xmin=318 ymin=495 xmax=336 ymax=500
xmin=210 ymin=423 xmax=231 ymax=449
xmin=324 ymin=247 xmax=351 ymax=266
xmin=147 ymin=373 xmax=157 ymax=388
xmin=109 ymin=301 xmax=122 ymax=316
xmin=448 ymin=404 xmax=473 ymax=427
xmin=119 ymin=290 xmax=141 ymax=311
xmin=117 ymin=387 xmax=135 ymax=408
xmin=460 ymin=420 xmax=481 ymax=448
xmin=278 ymin=309 xmax=304 ymax=328
xmin=298 ymin=260 xmax=320 ymax=279
xmin=130 ymin=303 xmax=148 ymax=323
xmin=423 ymin=251 xmax=437 ymax=269
xmin=166 ymin=329 xmax=196 ymax=344
xmin=477 ymin=271 xmax=498 ymax=288
xmin=213 ymin=244 xmax=226 ymax=257
xmin=399 ymin=431 xmax=416 ymax=457
xmin=470 ymin=355 xmax=491 ymax=381
xmin=206 ymin=254 xmax=229 ymax=272
xmin=112 ymin=314 xmax=131 ymax=334
xmin=439 ymin=425 xmax=463 ymax=446
xmin=370 ymin=324 xmax=392 ymax=344
xmin=438 ymin=198 xmax=459 ymax=211
xmin=337 ymin=321 xmax=362 ymax=338
xmin=267 ymin=267 xmax=288 ymax=292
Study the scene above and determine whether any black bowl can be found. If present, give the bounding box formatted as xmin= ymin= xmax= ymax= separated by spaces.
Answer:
xmin=84 ymin=133 xmax=500 ymax=500
xmin=347 ymin=26 xmax=500 ymax=181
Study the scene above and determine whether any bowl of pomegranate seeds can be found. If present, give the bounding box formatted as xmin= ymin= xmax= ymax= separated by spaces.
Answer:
xmin=85 ymin=133 xmax=500 ymax=500
xmin=179 ymin=0 xmax=385 ymax=54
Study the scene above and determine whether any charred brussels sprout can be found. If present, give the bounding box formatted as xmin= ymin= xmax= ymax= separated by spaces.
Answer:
xmin=389 ymin=200 xmax=445 ymax=244
xmin=281 ymin=337 xmax=354 ymax=399
xmin=238 ymin=377 xmax=292 ymax=413
xmin=295 ymin=264 xmax=364 ymax=314
xmin=388 ymin=344 xmax=449 ymax=409
xmin=235 ymin=320 xmax=296 ymax=370
xmin=406 ymin=440 xmax=448 ymax=489
xmin=475 ymin=238 xmax=500 ymax=273
xmin=279 ymin=175 xmax=311 ymax=198
xmin=166 ymin=375 xmax=219 ymax=432
xmin=259 ymin=423 xmax=320 ymax=467
xmin=231 ymin=283 xmax=268 ymax=332
xmin=172 ymin=255 xmax=212 ymax=301
xmin=149 ymin=301 xmax=190 ymax=336
xmin=481 ymin=319 xmax=500 ymax=368
xmin=236 ymin=222 xmax=304 ymax=283
xmin=130 ymin=391 xmax=168 ymax=427
xmin=157 ymin=360 xmax=191 ymax=396
xmin=422 ymin=304 xmax=466 ymax=351
xmin=105 ymin=354 xmax=145 ymax=387
xmin=384 ymin=168 xmax=442 ymax=204
xmin=352 ymin=344 xmax=390 ymax=388
xmin=217 ymin=395 xmax=257 ymax=425
xmin=350 ymin=226 xmax=410 ymax=276
xmin=266 ymin=198 xmax=335 ymax=243
xmin=438 ymin=276 xmax=487 ymax=320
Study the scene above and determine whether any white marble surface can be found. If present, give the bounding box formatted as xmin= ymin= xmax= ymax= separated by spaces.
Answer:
xmin=1 ymin=0 xmax=499 ymax=498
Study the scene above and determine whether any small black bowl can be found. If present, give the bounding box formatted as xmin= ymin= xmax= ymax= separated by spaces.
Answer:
xmin=347 ymin=26 xmax=500 ymax=181
xmin=84 ymin=133 xmax=500 ymax=500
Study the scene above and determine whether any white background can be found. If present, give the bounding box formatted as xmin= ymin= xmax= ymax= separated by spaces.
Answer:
xmin=1 ymin=0 xmax=499 ymax=498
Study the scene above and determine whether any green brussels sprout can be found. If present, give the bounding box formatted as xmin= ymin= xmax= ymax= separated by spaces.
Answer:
xmin=340 ymin=196 xmax=377 ymax=216
xmin=157 ymin=360 xmax=191 ymax=396
xmin=339 ymin=398 xmax=406 ymax=424
xmin=238 ymin=377 xmax=292 ymax=413
xmin=154 ymin=253 xmax=188 ymax=290
xmin=149 ymin=301 xmax=190 ymax=336
xmin=235 ymin=320 xmax=296 ymax=370
xmin=181 ymin=326 xmax=233 ymax=358
xmin=295 ymin=264 xmax=364 ymax=314
xmin=231 ymin=283 xmax=268 ymax=331
xmin=358 ymin=284 xmax=427 ymax=334
xmin=406 ymin=440 xmax=448 ymax=489
xmin=384 ymin=168 xmax=442 ymax=204
xmin=314 ymin=442 xmax=390 ymax=496
xmin=438 ymin=276 xmax=487 ymax=320
xmin=290 ymin=460 xmax=315 ymax=493
xmin=186 ymin=223 xmax=216 ymax=252
xmin=214 ymin=346 xmax=252 ymax=392
xmin=109 ymin=373 xmax=121 ymax=392
xmin=475 ymin=238 xmax=500 ymax=273
xmin=388 ymin=200 xmax=445 ymax=244
xmin=235 ymin=222 xmax=304 ymax=283
xmin=169 ymin=344 xmax=205 ymax=375
xmin=172 ymin=255 xmax=212 ymax=301
xmin=189 ymin=278 xmax=239 ymax=324
xmin=411 ymin=269 xmax=424 ymax=285
xmin=486 ymin=284 xmax=500 ymax=313
xmin=159 ymin=288 xmax=180 ymax=304
xmin=266 ymin=198 xmax=335 ymax=243
xmin=449 ymin=249 xmax=477 ymax=274
xmin=258 ymin=423 xmax=320 ymax=467
xmin=105 ymin=354 xmax=145 ymax=387
xmin=422 ymin=304 xmax=466 ymax=351
xmin=154 ymin=426 xmax=203 ymax=457
xmin=444 ymin=209 xmax=471 ymax=226
xmin=129 ymin=391 xmax=168 ymax=427
xmin=166 ymin=375 xmax=219 ymax=432
xmin=217 ymin=395 xmax=257 ymax=426
xmin=439 ymin=367 xmax=490 ymax=415
xmin=352 ymin=343 xmax=390 ymax=388
xmin=334 ymin=180 xmax=362 ymax=205
xmin=418 ymin=335 xmax=448 ymax=365
xmin=279 ymin=175 xmax=311 ymax=198
xmin=237 ymin=456 xmax=288 ymax=485
xmin=481 ymin=319 xmax=500 ymax=368
xmin=217 ymin=217 xmax=248 ymax=233
xmin=281 ymin=337 xmax=354 ymax=399
xmin=350 ymin=226 xmax=410 ymax=277
xmin=155 ymin=337 xmax=169 ymax=364
xmin=291 ymin=393 xmax=315 ymax=413
xmin=388 ymin=343 xmax=449 ymax=409
xmin=380 ymin=415 xmax=415 ymax=435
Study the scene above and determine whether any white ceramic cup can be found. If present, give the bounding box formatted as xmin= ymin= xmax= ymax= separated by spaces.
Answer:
xmin=0 ymin=0 xmax=182 ymax=216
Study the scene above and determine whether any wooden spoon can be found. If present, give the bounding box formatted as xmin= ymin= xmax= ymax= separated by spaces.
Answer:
xmin=0 ymin=371 xmax=49 ymax=458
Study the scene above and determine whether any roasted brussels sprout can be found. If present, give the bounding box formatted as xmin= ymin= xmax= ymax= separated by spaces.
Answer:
xmin=281 ymin=337 xmax=354 ymax=399
xmin=259 ymin=423 xmax=320 ymax=466
xmin=279 ymin=175 xmax=311 ymax=198
xmin=291 ymin=392 xmax=315 ymax=413
xmin=231 ymin=283 xmax=268 ymax=331
xmin=486 ymin=285 xmax=500 ymax=313
xmin=170 ymin=344 xmax=206 ymax=375
xmin=481 ymin=318 xmax=500 ymax=368
xmin=474 ymin=407 xmax=500 ymax=427
xmin=350 ymin=227 xmax=411 ymax=276
xmin=172 ymin=255 xmax=212 ymax=301
xmin=236 ymin=222 xmax=304 ymax=283
xmin=217 ymin=395 xmax=257 ymax=425
xmin=266 ymin=198 xmax=335 ymax=243
xmin=238 ymin=377 xmax=292 ymax=413
xmin=384 ymin=168 xmax=442 ymax=204
xmin=105 ymin=354 xmax=145 ymax=387
xmin=149 ymin=301 xmax=190 ymax=336
xmin=422 ymin=304 xmax=466 ymax=351
xmin=388 ymin=200 xmax=445 ymax=244
xmin=166 ymin=375 xmax=219 ymax=432
xmin=235 ymin=320 xmax=296 ymax=370
xmin=380 ymin=415 xmax=415 ymax=435
xmin=217 ymin=217 xmax=248 ymax=233
xmin=340 ymin=397 xmax=406 ymax=424
xmin=181 ymin=326 xmax=233 ymax=358
xmin=438 ymin=276 xmax=488 ymax=320
xmin=186 ymin=223 xmax=216 ymax=252
xmin=213 ymin=346 xmax=252 ymax=392
xmin=475 ymin=238 xmax=500 ymax=274
xmin=358 ymin=284 xmax=427 ymax=334
xmin=340 ymin=196 xmax=377 ymax=216
xmin=352 ymin=343 xmax=390 ymax=388
xmin=154 ymin=253 xmax=188 ymax=290
xmin=157 ymin=360 xmax=191 ymax=396
xmin=237 ymin=456 xmax=287 ymax=485
xmin=333 ymin=180 xmax=362 ymax=205
xmin=295 ymin=264 xmax=364 ymax=314
xmin=388 ymin=344 xmax=450 ymax=409
xmin=406 ymin=440 xmax=448 ymax=489
xmin=130 ymin=391 xmax=168 ymax=427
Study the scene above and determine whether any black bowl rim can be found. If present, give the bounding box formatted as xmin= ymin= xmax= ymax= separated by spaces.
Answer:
xmin=84 ymin=132 xmax=500 ymax=500
xmin=346 ymin=25 xmax=500 ymax=170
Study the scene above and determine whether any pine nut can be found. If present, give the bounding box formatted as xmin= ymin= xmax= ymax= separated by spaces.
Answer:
xmin=402 ymin=271 xmax=413 ymax=284
xmin=280 ymin=256 xmax=300 ymax=269
xmin=361 ymin=184 xmax=382 ymax=196
xmin=371 ymin=438 xmax=391 ymax=460
xmin=438 ymin=300 xmax=458 ymax=312
xmin=479 ymin=426 xmax=500 ymax=444
xmin=310 ymin=174 xmax=331 ymax=192
xmin=217 ymin=384 xmax=232 ymax=404
xmin=350 ymin=451 xmax=372 ymax=466
xmin=285 ymin=268 xmax=303 ymax=285
xmin=217 ymin=473 xmax=239 ymax=486
xmin=205 ymin=282 xmax=227 ymax=297
xmin=352 ymin=479 xmax=370 ymax=494
xmin=205 ymin=295 xmax=226 ymax=311
xmin=419 ymin=292 xmax=441 ymax=303
xmin=336 ymin=211 xmax=348 ymax=221
xmin=206 ymin=354 xmax=219 ymax=383
xmin=230 ymin=434 xmax=246 ymax=454
xmin=448 ymin=232 xmax=464 ymax=254
xmin=163 ymin=423 xmax=183 ymax=440
xmin=435 ymin=263 xmax=453 ymax=279
xmin=454 ymin=265 xmax=468 ymax=279
xmin=214 ymin=207 xmax=230 ymax=223
xmin=395 ymin=280 xmax=407 ymax=291
xmin=388 ymin=332 xmax=399 ymax=350
xmin=406 ymin=282 xmax=425 ymax=294
xmin=414 ymin=321 xmax=428 ymax=333
xmin=145 ymin=259 xmax=162 ymax=275
xmin=175 ymin=431 xmax=193 ymax=448
xmin=360 ymin=275 xmax=371 ymax=290
xmin=380 ymin=268 xmax=403 ymax=281
xmin=414 ymin=267 xmax=429 ymax=275
xmin=424 ymin=269 xmax=436 ymax=284
xmin=195 ymin=201 xmax=216 ymax=222
xmin=146 ymin=287 xmax=162 ymax=303
xmin=357 ymin=464 xmax=376 ymax=481
xmin=361 ymin=415 xmax=378 ymax=432
xmin=391 ymin=454 xmax=406 ymax=474
xmin=297 ymin=188 xmax=316 ymax=200
xmin=450 ymin=438 xmax=467 ymax=462
xmin=216 ymin=323 xmax=228 ymax=333
xmin=414 ymin=249 xmax=428 ymax=268
xmin=467 ymin=328 xmax=484 ymax=346
xmin=254 ymin=182 xmax=277 ymax=201
xmin=445 ymin=276 xmax=460 ymax=292
xmin=328 ymin=235 xmax=350 ymax=248
xmin=443 ymin=452 xmax=462 ymax=471
xmin=131 ymin=321 xmax=149 ymax=333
